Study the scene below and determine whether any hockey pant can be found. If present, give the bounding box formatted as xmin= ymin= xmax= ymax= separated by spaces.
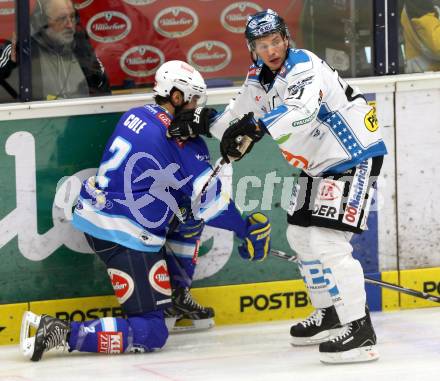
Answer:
xmin=286 ymin=225 xmax=366 ymax=324
xmin=67 ymin=234 xmax=171 ymax=354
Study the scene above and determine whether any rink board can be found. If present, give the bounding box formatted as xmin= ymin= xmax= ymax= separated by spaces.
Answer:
xmin=2 ymin=266 xmax=439 ymax=345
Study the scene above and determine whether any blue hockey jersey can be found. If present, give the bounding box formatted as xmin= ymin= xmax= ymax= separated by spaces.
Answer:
xmin=72 ymin=104 xmax=246 ymax=252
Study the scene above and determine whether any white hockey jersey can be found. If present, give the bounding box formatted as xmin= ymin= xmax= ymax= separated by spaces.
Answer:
xmin=210 ymin=48 xmax=387 ymax=176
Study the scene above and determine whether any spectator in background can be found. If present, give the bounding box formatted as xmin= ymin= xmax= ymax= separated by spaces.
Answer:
xmin=401 ymin=0 xmax=440 ymax=73
xmin=0 ymin=0 xmax=110 ymax=101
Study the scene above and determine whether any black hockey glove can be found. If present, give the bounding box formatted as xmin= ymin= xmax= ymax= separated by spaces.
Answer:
xmin=220 ymin=112 xmax=265 ymax=163
xmin=168 ymin=107 xmax=217 ymax=139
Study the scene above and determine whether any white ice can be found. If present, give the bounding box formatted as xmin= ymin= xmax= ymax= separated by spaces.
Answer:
xmin=1 ymin=308 xmax=439 ymax=381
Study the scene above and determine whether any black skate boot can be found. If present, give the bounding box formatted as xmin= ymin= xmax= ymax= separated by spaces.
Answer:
xmin=290 ymin=306 xmax=342 ymax=346
xmin=165 ymin=287 xmax=215 ymax=332
xmin=20 ymin=311 xmax=70 ymax=361
xmin=319 ymin=308 xmax=379 ymax=364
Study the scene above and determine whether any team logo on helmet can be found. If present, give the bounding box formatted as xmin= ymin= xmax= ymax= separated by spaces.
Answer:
xmin=188 ymin=40 xmax=232 ymax=73
xmin=107 ymin=268 xmax=134 ymax=304
xmin=149 ymin=260 xmax=171 ymax=296
xmin=87 ymin=11 xmax=131 ymax=43
xmin=220 ymin=2 xmax=262 ymax=33
xmin=154 ymin=6 xmax=199 ymax=38
xmin=120 ymin=45 xmax=165 ymax=77
xmin=73 ymin=0 xmax=93 ymax=10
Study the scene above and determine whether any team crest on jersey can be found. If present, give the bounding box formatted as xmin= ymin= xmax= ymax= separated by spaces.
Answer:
xmin=148 ymin=260 xmax=172 ymax=296
xmin=107 ymin=268 xmax=134 ymax=304
xmin=364 ymin=107 xmax=378 ymax=132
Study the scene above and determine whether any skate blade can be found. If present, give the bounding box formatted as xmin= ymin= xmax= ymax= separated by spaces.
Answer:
xmin=169 ymin=318 xmax=215 ymax=333
xmin=20 ymin=311 xmax=41 ymax=358
xmin=319 ymin=345 xmax=380 ymax=364
xmin=291 ymin=328 xmax=343 ymax=346
xmin=165 ymin=317 xmax=178 ymax=332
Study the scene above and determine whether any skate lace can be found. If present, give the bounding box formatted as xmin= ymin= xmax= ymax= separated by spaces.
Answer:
xmin=183 ymin=289 xmax=205 ymax=311
xmin=301 ymin=309 xmax=324 ymax=328
xmin=44 ymin=325 xmax=68 ymax=352
xmin=331 ymin=323 xmax=352 ymax=342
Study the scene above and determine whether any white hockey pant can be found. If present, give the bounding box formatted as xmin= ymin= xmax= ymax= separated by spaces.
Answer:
xmin=286 ymin=225 xmax=366 ymax=324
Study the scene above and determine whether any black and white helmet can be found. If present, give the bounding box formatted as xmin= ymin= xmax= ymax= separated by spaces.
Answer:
xmin=245 ymin=9 xmax=289 ymax=51
xmin=153 ymin=60 xmax=207 ymax=106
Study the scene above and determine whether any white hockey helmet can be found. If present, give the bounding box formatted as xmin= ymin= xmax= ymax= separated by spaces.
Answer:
xmin=153 ymin=60 xmax=207 ymax=106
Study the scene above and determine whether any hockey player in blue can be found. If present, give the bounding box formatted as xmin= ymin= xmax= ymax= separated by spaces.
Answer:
xmin=168 ymin=11 xmax=387 ymax=364
xmin=20 ymin=60 xmax=272 ymax=361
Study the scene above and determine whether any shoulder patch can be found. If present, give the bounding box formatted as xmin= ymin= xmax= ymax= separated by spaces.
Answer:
xmin=278 ymin=49 xmax=312 ymax=78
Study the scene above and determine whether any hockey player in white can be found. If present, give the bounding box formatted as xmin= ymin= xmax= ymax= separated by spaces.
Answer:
xmin=168 ymin=9 xmax=387 ymax=364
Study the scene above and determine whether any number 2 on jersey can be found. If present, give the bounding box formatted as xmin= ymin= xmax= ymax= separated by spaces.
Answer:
xmin=97 ymin=136 xmax=132 ymax=188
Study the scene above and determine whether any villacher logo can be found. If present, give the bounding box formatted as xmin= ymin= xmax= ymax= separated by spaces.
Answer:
xmin=188 ymin=41 xmax=232 ymax=73
xmin=120 ymin=45 xmax=165 ymax=77
xmin=87 ymin=11 xmax=132 ymax=43
xmin=220 ymin=2 xmax=262 ymax=33
xmin=154 ymin=6 xmax=199 ymax=38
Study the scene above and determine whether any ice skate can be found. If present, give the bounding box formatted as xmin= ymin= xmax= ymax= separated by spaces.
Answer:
xmin=20 ymin=311 xmax=70 ymax=361
xmin=319 ymin=308 xmax=379 ymax=364
xmin=164 ymin=287 xmax=215 ymax=332
xmin=290 ymin=306 xmax=342 ymax=346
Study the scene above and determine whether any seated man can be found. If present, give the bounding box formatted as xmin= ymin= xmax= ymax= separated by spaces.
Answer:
xmin=0 ymin=0 xmax=110 ymax=101
xmin=20 ymin=60 xmax=271 ymax=361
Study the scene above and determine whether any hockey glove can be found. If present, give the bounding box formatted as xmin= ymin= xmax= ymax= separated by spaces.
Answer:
xmin=175 ymin=216 xmax=205 ymax=240
xmin=168 ymin=107 xmax=217 ymax=140
xmin=220 ymin=112 xmax=265 ymax=163
xmin=238 ymin=212 xmax=271 ymax=261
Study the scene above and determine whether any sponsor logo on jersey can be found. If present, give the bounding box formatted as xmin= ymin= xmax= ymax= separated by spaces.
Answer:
xmin=280 ymin=149 xmax=309 ymax=170
xmin=220 ymin=2 xmax=262 ymax=33
xmin=149 ymin=260 xmax=172 ymax=296
xmin=247 ymin=67 xmax=260 ymax=77
xmin=343 ymin=160 xmax=370 ymax=226
xmin=287 ymin=75 xmax=314 ymax=98
xmin=195 ymin=153 xmax=210 ymax=161
xmin=156 ymin=112 xmax=171 ymax=127
xmin=292 ymin=108 xmax=318 ymax=127
xmin=312 ymin=178 xmax=343 ymax=220
xmin=240 ymin=291 xmax=309 ymax=312
xmin=87 ymin=11 xmax=131 ymax=43
xmin=153 ymin=7 xmax=199 ymax=38
xmin=188 ymin=41 xmax=232 ymax=73
xmin=120 ymin=45 xmax=164 ymax=77
xmin=123 ymin=0 xmax=157 ymax=5
xmin=73 ymin=0 xmax=94 ymax=10
xmin=317 ymin=179 xmax=342 ymax=201
xmin=107 ymin=268 xmax=135 ymax=304
xmin=98 ymin=332 xmax=123 ymax=353
xmin=364 ymin=107 xmax=379 ymax=132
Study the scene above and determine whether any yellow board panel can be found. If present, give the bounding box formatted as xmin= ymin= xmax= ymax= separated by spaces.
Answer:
xmin=399 ymin=267 xmax=440 ymax=309
xmin=381 ymin=271 xmax=400 ymax=311
xmin=29 ymin=295 xmax=122 ymax=321
xmin=191 ymin=279 xmax=313 ymax=325
xmin=0 ymin=303 xmax=29 ymax=345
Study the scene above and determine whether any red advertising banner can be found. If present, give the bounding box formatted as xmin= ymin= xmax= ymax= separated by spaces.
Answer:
xmin=73 ymin=0 xmax=303 ymax=88
xmin=0 ymin=0 xmax=303 ymax=89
